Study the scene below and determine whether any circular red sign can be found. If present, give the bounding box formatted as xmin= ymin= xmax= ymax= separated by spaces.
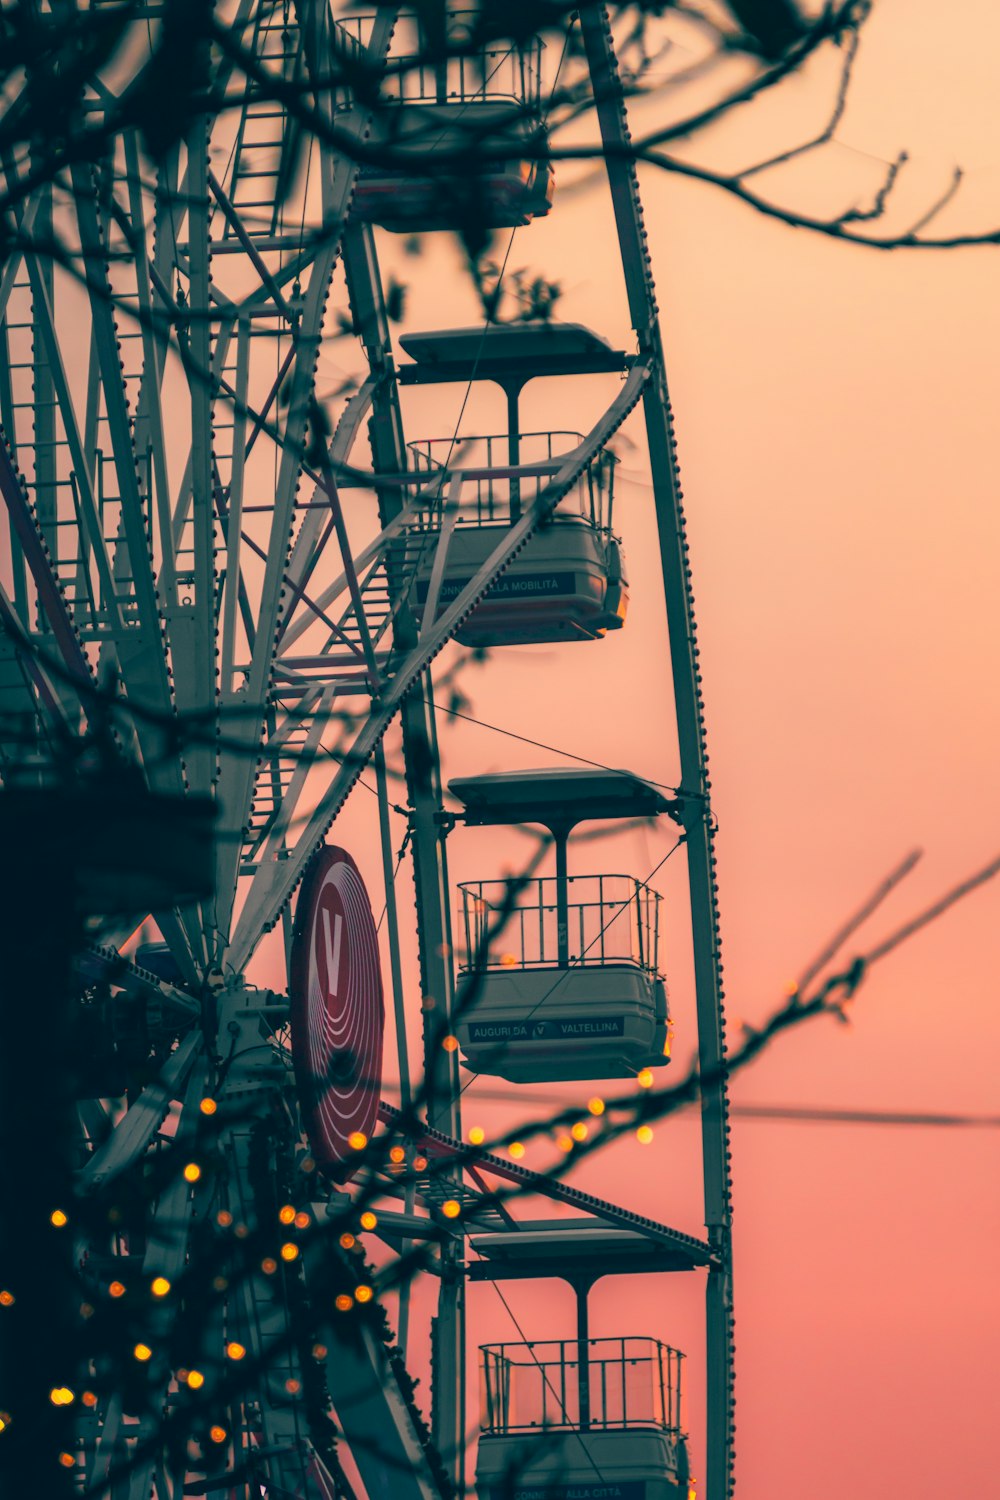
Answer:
xmin=290 ymin=847 xmax=384 ymax=1177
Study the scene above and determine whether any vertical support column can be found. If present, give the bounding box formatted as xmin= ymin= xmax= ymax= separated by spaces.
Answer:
xmin=580 ymin=11 xmax=734 ymax=1500
xmin=343 ymin=223 xmax=465 ymax=1494
xmin=554 ymin=828 xmax=570 ymax=966
xmin=573 ymin=1281 xmax=592 ymax=1432
xmin=505 ymin=382 xmax=521 ymax=521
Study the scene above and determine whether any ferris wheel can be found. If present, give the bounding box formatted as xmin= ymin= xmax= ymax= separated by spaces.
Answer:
xmin=0 ymin=6 xmax=734 ymax=1499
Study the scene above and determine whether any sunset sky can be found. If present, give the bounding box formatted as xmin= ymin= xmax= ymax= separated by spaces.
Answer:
xmin=248 ymin=3 xmax=1000 ymax=1494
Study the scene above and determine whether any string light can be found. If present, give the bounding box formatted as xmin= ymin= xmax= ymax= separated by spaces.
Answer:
xmin=285 ymin=1378 xmax=301 ymax=1394
xmin=312 ymin=1343 xmax=328 ymax=1360
xmin=216 ymin=1211 xmax=233 ymax=1228
xmin=441 ymin=1200 xmax=461 ymax=1219
xmin=467 ymin=1127 xmax=485 ymax=1146
xmin=636 ymin=1125 xmax=654 ymax=1145
xmin=58 ymin=1452 xmax=75 ymax=1469
xmin=278 ymin=1205 xmax=296 ymax=1225
xmin=339 ymin=1233 xmax=355 ymax=1249
xmin=108 ymin=1281 xmax=126 ymax=1299
xmin=150 ymin=1277 xmax=171 ymax=1298
xmin=187 ymin=1370 xmax=205 ymax=1390
xmin=183 ymin=1163 xmax=201 ymax=1183
xmin=209 ymin=1425 xmax=227 ymax=1444
xmin=261 ymin=1258 xmax=278 ymax=1275
xmin=442 ymin=1035 xmax=458 ymax=1052
xmin=50 ymin=1210 xmax=68 ymax=1228
xmin=294 ymin=1211 xmax=310 ymax=1229
xmin=359 ymin=1211 xmax=377 ymax=1231
xmin=233 ymin=1223 xmax=249 ymax=1239
xmin=347 ymin=1132 xmax=367 ymax=1151
xmin=335 ymin=1293 xmax=353 ymax=1311
xmin=354 ymin=1285 xmax=373 ymax=1304
xmin=82 ymin=1391 xmax=97 ymax=1408
xmin=133 ymin=1344 xmax=152 ymax=1362
xmin=556 ymin=1134 xmax=574 ymax=1152
xmin=587 ymin=1097 xmax=605 ymax=1116
xmin=508 ymin=1141 xmax=525 ymax=1159
xmin=49 ymin=1388 xmax=74 ymax=1406
xmin=226 ymin=1342 xmax=246 ymax=1362
xmin=389 ymin=1145 xmax=406 ymax=1163
xmin=199 ymin=1098 xmax=217 ymax=1116
xmin=0 ymin=1291 xmax=13 ymax=1307
xmin=413 ymin=1155 xmax=428 ymax=1171
xmin=637 ymin=1068 xmax=654 ymax=1089
xmin=571 ymin=1122 xmax=589 ymax=1142
xmin=300 ymin=1156 xmax=316 ymax=1174
xmin=280 ymin=1243 xmax=299 ymax=1262
xmin=0 ymin=1413 xmax=9 ymax=1433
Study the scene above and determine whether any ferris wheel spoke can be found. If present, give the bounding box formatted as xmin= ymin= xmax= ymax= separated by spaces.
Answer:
xmin=230 ymin=357 xmax=651 ymax=970
xmin=77 ymin=1032 xmax=203 ymax=1194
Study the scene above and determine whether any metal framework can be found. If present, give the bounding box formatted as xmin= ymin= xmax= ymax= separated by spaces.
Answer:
xmin=0 ymin=5 xmax=733 ymax=1498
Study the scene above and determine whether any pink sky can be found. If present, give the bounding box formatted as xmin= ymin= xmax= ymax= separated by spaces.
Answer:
xmin=254 ymin=4 xmax=1000 ymax=1493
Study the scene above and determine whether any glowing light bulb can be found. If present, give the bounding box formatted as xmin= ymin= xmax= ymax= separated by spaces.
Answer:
xmin=312 ymin=1343 xmax=328 ymax=1360
xmin=217 ymin=1211 xmax=233 ymax=1228
xmin=187 ymin=1370 xmax=205 ymax=1390
xmin=150 ymin=1277 xmax=171 ymax=1298
xmin=347 ymin=1132 xmax=367 ymax=1151
xmin=442 ymin=1034 xmax=458 ymax=1052
xmin=294 ymin=1211 xmax=310 ymax=1229
xmin=557 ymin=1135 xmax=574 ymax=1152
xmin=359 ymin=1211 xmax=378 ymax=1231
xmin=280 ymin=1243 xmax=299 ymax=1262
xmin=183 ymin=1163 xmax=201 ymax=1183
xmin=637 ymin=1068 xmax=654 ymax=1089
xmin=335 ymin=1293 xmax=353 ymax=1312
xmin=0 ymin=1291 xmax=14 ymax=1307
xmin=413 ymin=1155 xmax=428 ymax=1172
xmin=261 ymin=1258 xmax=278 ymax=1275
xmin=354 ymin=1285 xmax=373 ymax=1304
xmin=133 ymin=1344 xmax=152 ymax=1363
xmin=339 ymin=1233 xmax=355 ymax=1249
xmin=508 ymin=1141 xmax=525 ymax=1159
xmin=199 ymin=1098 xmax=217 ymax=1116
xmin=82 ymin=1391 xmax=97 ymax=1408
xmin=108 ymin=1281 xmax=126 ymax=1299
xmin=49 ymin=1388 xmax=74 ymax=1406
xmin=285 ymin=1378 xmax=301 ymax=1394
xmin=226 ymin=1342 xmax=246 ymax=1362
xmin=278 ymin=1205 xmax=295 ymax=1225
xmin=570 ymin=1122 xmax=588 ymax=1142
xmin=587 ymin=1097 xmax=605 ymax=1116
xmin=467 ymin=1127 xmax=485 ymax=1146
xmin=441 ymin=1200 xmax=461 ymax=1219
xmin=58 ymin=1452 xmax=75 ymax=1469
xmin=389 ymin=1145 xmax=406 ymax=1163
xmin=50 ymin=1210 xmax=68 ymax=1228
xmin=636 ymin=1125 xmax=654 ymax=1145
xmin=209 ymin=1425 xmax=227 ymax=1444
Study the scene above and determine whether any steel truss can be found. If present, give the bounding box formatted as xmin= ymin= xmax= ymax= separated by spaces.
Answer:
xmin=0 ymin=6 xmax=734 ymax=1498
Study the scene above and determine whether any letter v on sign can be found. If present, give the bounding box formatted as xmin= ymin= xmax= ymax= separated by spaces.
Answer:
xmin=321 ymin=906 xmax=343 ymax=1001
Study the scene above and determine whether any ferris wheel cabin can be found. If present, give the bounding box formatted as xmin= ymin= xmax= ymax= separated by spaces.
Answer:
xmin=345 ymin=23 xmax=554 ymax=231
xmin=398 ymin=323 xmax=631 ymax=647
xmin=470 ymin=1221 xmax=695 ymax=1500
xmin=450 ymin=768 xmax=678 ymax=1082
